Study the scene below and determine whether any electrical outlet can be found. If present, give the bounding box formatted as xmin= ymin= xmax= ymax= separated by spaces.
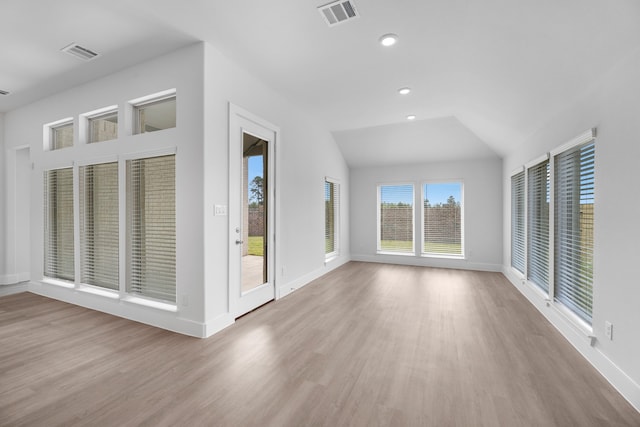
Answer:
xmin=605 ymin=321 xmax=613 ymax=340
xmin=214 ymin=205 xmax=227 ymax=216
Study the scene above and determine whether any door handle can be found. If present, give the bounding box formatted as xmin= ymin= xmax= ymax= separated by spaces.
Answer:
xmin=235 ymin=240 xmax=244 ymax=245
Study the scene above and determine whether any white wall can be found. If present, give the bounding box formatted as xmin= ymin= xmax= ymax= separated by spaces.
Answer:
xmin=351 ymin=157 xmax=503 ymax=271
xmin=502 ymin=49 xmax=640 ymax=410
xmin=2 ymin=42 xmax=350 ymax=337
xmin=202 ymin=43 xmax=350 ymax=334
xmin=3 ymin=43 xmax=207 ymax=335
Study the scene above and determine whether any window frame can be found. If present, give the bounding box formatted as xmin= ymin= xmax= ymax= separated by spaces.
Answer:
xmin=124 ymin=151 xmax=177 ymax=304
xmin=45 ymin=118 xmax=74 ymax=151
xmin=376 ymin=183 xmax=415 ymax=256
xmin=324 ymin=177 xmax=340 ymax=262
xmin=550 ymin=130 xmax=596 ymax=326
xmin=132 ymin=93 xmax=177 ymax=135
xmin=526 ymin=154 xmax=551 ymax=294
xmin=421 ymin=180 xmax=464 ymax=259
xmin=510 ymin=168 xmax=526 ymax=275
xmin=43 ymin=166 xmax=75 ymax=283
xmin=85 ymin=107 xmax=119 ymax=144
xmin=78 ymin=160 xmax=120 ymax=291
xmin=513 ymin=129 xmax=596 ymax=332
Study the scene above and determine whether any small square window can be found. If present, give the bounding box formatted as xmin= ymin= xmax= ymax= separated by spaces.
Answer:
xmin=134 ymin=96 xmax=176 ymax=134
xmin=88 ymin=110 xmax=118 ymax=143
xmin=50 ymin=121 xmax=74 ymax=150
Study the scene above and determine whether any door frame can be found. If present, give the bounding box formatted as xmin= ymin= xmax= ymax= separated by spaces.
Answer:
xmin=228 ymin=103 xmax=280 ymax=318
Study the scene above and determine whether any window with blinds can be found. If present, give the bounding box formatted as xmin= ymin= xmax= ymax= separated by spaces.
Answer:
xmin=554 ymin=141 xmax=595 ymax=324
xmin=44 ymin=168 xmax=75 ymax=281
xmin=527 ymin=160 xmax=550 ymax=292
xmin=511 ymin=171 xmax=525 ymax=273
xmin=325 ymin=179 xmax=340 ymax=259
xmin=80 ymin=162 xmax=119 ymax=290
xmin=378 ymin=184 xmax=414 ymax=254
xmin=126 ymin=154 xmax=176 ymax=302
xmin=423 ymin=182 xmax=463 ymax=256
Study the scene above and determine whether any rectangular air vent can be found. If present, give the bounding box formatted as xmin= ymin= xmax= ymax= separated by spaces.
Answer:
xmin=0 ymin=90 xmax=9 ymax=96
xmin=318 ymin=0 xmax=359 ymax=27
xmin=61 ymin=43 xmax=99 ymax=61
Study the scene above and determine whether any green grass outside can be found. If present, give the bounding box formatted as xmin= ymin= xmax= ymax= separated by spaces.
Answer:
xmin=248 ymin=236 xmax=264 ymax=256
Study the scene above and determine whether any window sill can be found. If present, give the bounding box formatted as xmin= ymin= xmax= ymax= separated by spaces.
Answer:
xmin=376 ymin=251 xmax=415 ymax=257
xmin=41 ymin=277 xmax=75 ymax=289
xmin=122 ymin=296 xmax=177 ymax=312
xmin=325 ymin=253 xmax=339 ymax=265
xmin=77 ymin=284 xmax=119 ymax=299
xmin=421 ymin=253 xmax=465 ymax=260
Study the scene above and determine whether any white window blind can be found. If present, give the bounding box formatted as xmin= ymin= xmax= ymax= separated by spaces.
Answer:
xmin=44 ymin=168 xmax=75 ymax=281
xmin=378 ymin=184 xmax=414 ymax=254
xmin=80 ymin=162 xmax=119 ymax=290
xmin=325 ymin=179 xmax=339 ymax=259
xmin=527 ymin=160 xmax=550 ymax=292
xmin=423 ymin=182 xmax=462 ymax=256
xmin=126 ymin=154 xmax=176 ymax=302
xmin=511 ymin=171 xmax=525 ymax=273
xmin=554 ymin=141 xmax=595 ymax=324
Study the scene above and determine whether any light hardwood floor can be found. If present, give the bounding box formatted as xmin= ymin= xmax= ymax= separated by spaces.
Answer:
xmin=1 ymin=262 xmax=639 ymax=426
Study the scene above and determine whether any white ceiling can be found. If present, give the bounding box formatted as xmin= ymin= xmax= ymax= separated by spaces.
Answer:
xmin=2 ymin=0 xmax=640 ymax=165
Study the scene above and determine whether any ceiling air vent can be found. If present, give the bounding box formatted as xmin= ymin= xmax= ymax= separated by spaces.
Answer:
xmin=61 ymin=43 xmax=99 ymax=61
xmin=0 ymin=90 xmax=9 ymax=96
xmin=318 ymin=0 xmax=359 ymax=27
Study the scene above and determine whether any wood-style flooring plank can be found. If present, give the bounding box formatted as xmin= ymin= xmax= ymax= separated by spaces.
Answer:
xmin=1 ymin=262 xmax=639 ymax=426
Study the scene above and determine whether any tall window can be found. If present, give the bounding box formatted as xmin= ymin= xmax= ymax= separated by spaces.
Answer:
xmin=80 ymin=162 xmax=119 ymax=290
xmin=423 ymin=182 xmax=463 ymax=256
xmin=378 ymin=184 xmax=414 ymax=254
xmin=527 ymin=159 xmax=550 ymax=292
xmin=127 ymin=155 xmax=176 ymax=302
xmin=511 ymin=171 xmax=525 ymax=273
xmin=44 ymin=168 xmax=74 ymax=281
xmin=554 ymin=141 xmax=595 ymax=323
xmin=325 ymin=179 xmax=340 ymax=260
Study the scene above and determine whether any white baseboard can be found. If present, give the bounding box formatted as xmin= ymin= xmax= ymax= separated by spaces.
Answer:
xmin=204 ymin=313 xmax=235 ymax=338
xmin=0 ymin=281 xmax=29 ymax=296
xmin=502 ymin=266 xmax=640 ymax=413
xmin=28 ymin=281 xmax=207 ymax=338
xmin=352 ymin=253 xmax=502 ymax=272
xmin=278 ymin=255 xmax=350 ymax=299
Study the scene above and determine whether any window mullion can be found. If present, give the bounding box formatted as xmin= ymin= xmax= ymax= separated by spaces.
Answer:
xmin=119 ymin=157 xmax=127 ymax=298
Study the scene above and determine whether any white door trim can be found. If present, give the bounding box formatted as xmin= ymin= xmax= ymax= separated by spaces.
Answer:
xmin=228 ymin=103 xmax=281 ymax=318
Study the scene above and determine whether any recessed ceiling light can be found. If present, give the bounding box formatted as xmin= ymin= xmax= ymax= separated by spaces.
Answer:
xmin=379 ymin=33 xmax=398 ymax=47
xmin=407 ymin=115 xmax=416 ymax=120
xmin=398 ymin=87 xmax=411 ymax=95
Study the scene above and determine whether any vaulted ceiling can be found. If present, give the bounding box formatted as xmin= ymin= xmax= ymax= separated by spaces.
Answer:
xmin=2 ymin=0 xmax=639 ymax=165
